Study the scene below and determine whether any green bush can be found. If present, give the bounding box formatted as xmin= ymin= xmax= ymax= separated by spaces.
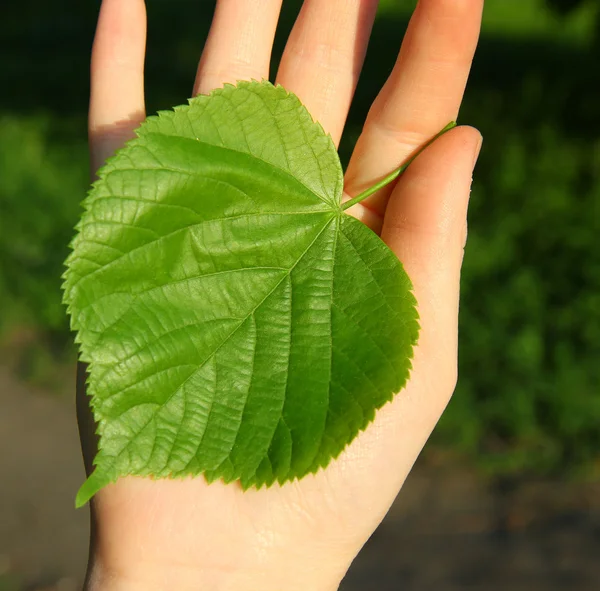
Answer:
xmin=0 ymin=116 xmax=87 ymax=338
xmin=433 ymin=97 xmax=600 ymax=476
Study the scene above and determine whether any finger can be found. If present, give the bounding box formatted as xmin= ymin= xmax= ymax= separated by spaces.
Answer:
xmin=282 ymin=130 xmax=481 ymax=547
xmin=193 ymin=0 xmax=284 ymax=96
xmin=344 ymin=0 xmax=483 ymax=219
xmin=275 ymin=0 xmax=379 ymax=146
xmin=382 ymin=126 xmax=482 ymax=396
xmin=89 ymin=0 xmax=147 ymax=172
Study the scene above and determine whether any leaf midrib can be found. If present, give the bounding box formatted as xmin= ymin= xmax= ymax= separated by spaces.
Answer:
xmin=95 ymin=215 xmax=340 ymax=466
xmin=67 ymin=210 xmax=333 ymax=306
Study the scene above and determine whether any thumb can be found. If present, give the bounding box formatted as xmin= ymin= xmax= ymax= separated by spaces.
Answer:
xmin=382 ymin=126 xmax=482 ymax=403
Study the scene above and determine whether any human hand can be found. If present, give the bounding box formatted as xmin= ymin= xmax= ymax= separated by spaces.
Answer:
xmin=80 ymin=1 xmax=483 ymax=589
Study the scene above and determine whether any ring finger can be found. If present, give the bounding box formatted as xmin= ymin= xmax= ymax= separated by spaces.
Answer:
xmin=193 ymin=0 xmax=284 ymax=96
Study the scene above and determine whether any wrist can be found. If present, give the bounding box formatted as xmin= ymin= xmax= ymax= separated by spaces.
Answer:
xmin=85 ymin=479 xmax=356 ymax=591
xmin=86 ymin=557 xmax=344 ymax=591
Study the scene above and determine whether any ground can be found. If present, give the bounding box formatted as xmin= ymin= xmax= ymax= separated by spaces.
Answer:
xmin=1 ymin=365 xmax=599 ymax=591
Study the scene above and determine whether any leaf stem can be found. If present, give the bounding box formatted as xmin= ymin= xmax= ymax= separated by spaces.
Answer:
xmin=341 ymin=121 xmax=457 ymax=211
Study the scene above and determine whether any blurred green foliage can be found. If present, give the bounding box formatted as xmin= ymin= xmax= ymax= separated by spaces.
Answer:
xmin=0 ymin=0 xmax=598 ymax=476
xmin=439 ymin=115 xmax=600 ymax=476
xmin=0 ymin=118 xmax=87 ymax=336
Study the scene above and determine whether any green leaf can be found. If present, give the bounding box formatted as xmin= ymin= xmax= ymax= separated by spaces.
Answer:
xmin=63 ymin=80 xmax=419 ymax=507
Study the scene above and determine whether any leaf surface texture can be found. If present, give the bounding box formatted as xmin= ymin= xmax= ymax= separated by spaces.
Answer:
xmin=63 ymin=81 xmax=418 ymax=507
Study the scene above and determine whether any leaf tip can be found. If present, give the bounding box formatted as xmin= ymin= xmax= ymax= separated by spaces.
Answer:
xmin=75 ymin=468 xmax=111 ymax=508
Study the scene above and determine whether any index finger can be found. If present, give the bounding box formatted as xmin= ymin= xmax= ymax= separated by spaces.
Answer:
xmin=344 ymin=0 xmax=483 ymax=223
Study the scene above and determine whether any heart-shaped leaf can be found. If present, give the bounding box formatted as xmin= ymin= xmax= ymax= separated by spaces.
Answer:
xmin=64 ymin=81 xmax=419 ymax=507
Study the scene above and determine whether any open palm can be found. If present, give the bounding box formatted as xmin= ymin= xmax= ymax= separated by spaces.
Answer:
xmin=80 ymin=1 xmax=483 ymax=589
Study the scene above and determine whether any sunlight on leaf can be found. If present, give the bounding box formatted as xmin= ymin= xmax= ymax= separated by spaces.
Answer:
xmin=63 ymin=81 xmax=419 ymax=507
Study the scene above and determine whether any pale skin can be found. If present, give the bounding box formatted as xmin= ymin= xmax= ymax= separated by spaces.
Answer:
xmin=82 ymin=0 xmax=484 ymax=589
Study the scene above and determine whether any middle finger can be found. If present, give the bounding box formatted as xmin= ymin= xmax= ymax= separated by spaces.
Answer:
xmin=276 ymin=0 xmax=380 ymax=147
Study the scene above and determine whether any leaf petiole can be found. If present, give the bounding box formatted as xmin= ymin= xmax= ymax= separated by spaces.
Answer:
xmin=341 ymin=121 xmax=457 ymax=211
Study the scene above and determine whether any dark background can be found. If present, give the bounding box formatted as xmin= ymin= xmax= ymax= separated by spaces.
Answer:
xmin=0 ymin=0 xmax=599 ymax=589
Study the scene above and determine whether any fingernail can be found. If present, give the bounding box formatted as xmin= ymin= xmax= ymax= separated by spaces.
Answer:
xmin=472 ymin=133 xmax=483 ymax=169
